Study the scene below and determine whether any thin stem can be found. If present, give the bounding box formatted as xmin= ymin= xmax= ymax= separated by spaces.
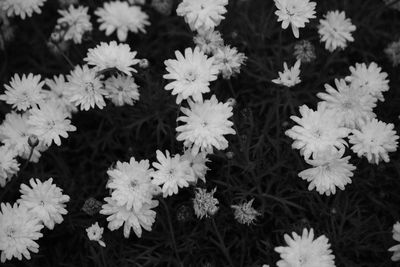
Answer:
xmin=211 ymin=218 xmax=234 ymax=267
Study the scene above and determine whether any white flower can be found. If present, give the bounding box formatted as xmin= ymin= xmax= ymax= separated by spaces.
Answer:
xmin=345 ymin=62 xmax=390 ymax=102
xmin=349 ymin=118 xmax=399 ymax=164
xmin=0 ymin=146 xmax=19 ymax=187
xmin=18 ymin=178 xmax=70 ymax=230
xmin=272 ymin=60 xmax=301 ymax=87
xmin=176 ymin=0 xmax=228 ymax=32
xmin=298 ymin=148 xmax=356 ymax=196
xmin=231 ymin=199 xmax=260 ymax=225
xmin=57 ymin=5 xmax=92 ymax=44
xmin=193 ymin=187 xmax=219 ymax=219
xmin=95 ymin=1 xmax=150 ymax=42
xmin=0 ymin=0 xmax=47 ymax=19
xmin=285 ymin=102 xmax=350 ymax=159
xmin=213 ymin=45 xmax=247 ymax=79
xmin=275 ymin=228 xmax=335 ymax=267
xmin=104 ymin=75 xmax=140 ymax=106
xmin=86 ymin=222 xmax=106 ymax=247
xmin=318 ymin=10 xmax=356 ymax=52
xmin=66 ymin=65 xmax=108 ymax=111
xmin=181 ymin=149 xmax=209 ymax=183
xmin=274 ymin=0 xmax=316 ymax=38
xmin=163 ymin=47 xmax=219 ymax=104
xmin=317 ymin=79 xmax=377 ymax=129
xmin=100 ymin=197 xmax=158 ymax=238
xmin=44 ymin=75 xmax=77 ymax=116
xmin=0 ymin=73 xmax=45 ymax=111
xmin=176 ymin=95 xmax=236 ymax=155
xmin=193 ymin=29 xmax=224 ymax=55
xmin=389 ymin=222 xmax=400 ymax=261
xmin=151 ymin=150 xmax=195 ymax=197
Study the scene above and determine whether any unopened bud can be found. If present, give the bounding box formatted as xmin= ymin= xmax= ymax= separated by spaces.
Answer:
xmin=225 ymin=151 xmax=234 ymax=159
xmin=82 ymin=197 xmax=103 ymax=216
xmin=139 ymin=58 xmax=149 ymax=69
xmin=226 ymin=98 xmax=236 ymax=108
xmin=28 ymin=135 xmax=39 ymax=148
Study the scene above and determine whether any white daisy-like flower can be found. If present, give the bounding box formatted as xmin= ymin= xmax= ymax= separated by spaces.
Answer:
xmin=176 ymin=95 xmax=236 ymax=155
xmin=193 ymin=29 xmax=224 ymax=55
xmin=181 ymin=149 xmax=209 ymax=183
xmin=0 ymin=0 xmax=47 ymax=20
xmin=318 ymin=10 xmax=356 ymax=52
xmin=389 ymin=221 xmax=400 ymax=261
xmin=317 ymin=79 xmax=377 ymax=129
xmin=0 ymin=203 xmax=44 ymax=263
xmin=100 ymin=197 xmax=158 ymax=238
xmin=176 ymin=0 xmax=228 ymax=32
xmin=84 ymin=41 xmax=140 ymax=76
xmin=95 ymin=1 xmax=150 ymax=42
xmin=0 ymin=146 xmax=19 ymax=187
xmin=163 ymin=46 xmax=219 ymax=104
xmin=44 ymin=75 xmax=77 ymax=116
xmin=57 ymin=5 xmax=92 ymax=44
xmin=18 ymin=178 xmax=70 ymax=230
xmin=193 ymin=187 xmax=219 ymax=219
xmin=274 ymin=0 xmax=316 ymax=38
xmin=231 ymin=198 xmax=261 ymax=225
xmin=349 ymin=118 xmax=399 ymax=164
xmin=86 ymin=222 xmax=106 ymax=247
xmin=0 ymin=73 xmax=45 ymax=111
xmin=66 ymin=65 xmax=108 ymax=111
xmin=104 ymin=74 xmax=140 ymax=106
xmin=345 ymin=62 xmax=390 ymax=102
xmin=272 ymin=60 xmax=301 ymax=87
xmin=275 ymin=228 xmax=335 ymax=267
xmin=285 ymin=102 xmax=350 ymax=159
xmin=213 ymin=45 xmax=247 ymax=79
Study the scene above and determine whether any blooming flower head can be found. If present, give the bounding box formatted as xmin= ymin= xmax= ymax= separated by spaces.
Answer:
xmin=389 ymin=221 xmax=400 ymax=261
xmin=231 ymin=198 xmax=261 ymax=225
xmin=176 ymin=0 xmax=228 ymax=32
xmin=193 ymin=187 xmax=219 ymax=219
xmin=0 ymin=73 xmax=45 ymax=111
xmin=181 ymin=149 xmax=209 ymax=183
xmin=163 ymin=47 xmax=219 ymax=104
xmin=349 ymin=118 xmax=399 ymax=164
xmin=274 ymin=0 xmax=316 ymax=38
xmin=176 ymin=95 xmax=236 ymax=155
xmin=0 ymin=146 xmax=19 ymax=187
xmin=385 ymin=39 xmax=400 ymax=67
xmin=0 ymin=203 xmax=44 ymax=263
xmin=193 ymin=29 xmax=224 ymax=55
xmin=294 ymin=40 xmax=316 ymax=63
xmin=0 ymin=0 xmax=47 ymax=19
xmin=275 ymin=228 xmax=335 ymax=267
xmin=213 ymin=45 xmax=247 ymax=79
xmin=44 ymin=75 xmax=77 ymax=116
xmin=272 ymin=60 xmax=301 ymax=87
xmin=318 ymin=10 xmax=356 ymax=52
xmin=57 ymin=5 xmax=92 ymax=44
xmin=95 ymin=1 xmax=150 ymax=42
xmin=86 ymin=222 xmax=106 ymax=247
xmin=104 ymin=74 xmax=140 ymax=106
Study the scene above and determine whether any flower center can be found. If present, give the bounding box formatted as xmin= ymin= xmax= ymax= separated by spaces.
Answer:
xmin=85 ymin=82 xmax=95 ymax=93
xmin=6 ymin=226 xmax=16 ymax=238
xmin=185 ymin=70 xmax=197 ymax=82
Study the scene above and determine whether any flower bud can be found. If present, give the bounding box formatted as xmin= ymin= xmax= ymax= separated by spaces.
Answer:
xmin=139 ymin=58 xmax=149 ymax=69
xmin=28 ymin=135 xmax=39 ymax=148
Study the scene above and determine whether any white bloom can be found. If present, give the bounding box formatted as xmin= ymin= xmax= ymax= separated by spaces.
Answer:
xmin=193 ymin=187 xmax=219 ymax=219
xmin=100 ymin=197 xmax=158 ymax=238
xmin=275 ymin=228 xmax=335 ymax=267
xmin=86 ymin=222 xmax=106 ymax=247
xmin=272 ymin=60 xmax=301 ymax=87
xmin=285 ymin=103 xmax=350 ymax=159
xmin=231 ymin=198 xmax=260 ymax=225
xmin=213 ymin=45 xmax=247 ymax=79
xmin=163 ymin=47 xmax=219 ymax=103
xmin=104 ymin=75 xmax=140 ymax=106
xmin=176 ymin=95 xmax=236 ymax=155
xmin=95 ymin=1 xmax=150 ymax=42
xmin=0 ymin=203 xmax=44 ymax=263
xmin=274 ymin=0 xmax=316 ymax=38
xmin=181 ymin=149 xmax=209 ymax=183
xmin=389 ymin=222 xmax=400 ymax=261
xmin=0 ymin=0 xmax=47 ymax=19
xmin=193 ymin=29 xmax=224 ymax=55
xmin=57 ymin=5 xmax=92 ymax=44
xmin=0 ymin=146 xmax=19 ymax=187
xmin=18 ymin=178 xmax=70 ymax=230
xmin=0 ymin=73 xmax=45 ymax=111
xmin=345 ymin=62 xmax=390 ymax=102
xmin=318 ymin=10 xmax=356 ymax=52
xmin=44 ymin=75 xmax=77 ymax=116
xmin=317 ymin=79 xmax=377 ymax=129
xmin=176 ymin=0 xmax=228 ymax=32
xmin=349 ymin=119 xmax=398 ymax=164
xmin=85 ymin=41 xmax=140 ymax=76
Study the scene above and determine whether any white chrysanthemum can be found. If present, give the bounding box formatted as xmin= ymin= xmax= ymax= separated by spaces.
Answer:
xmin=272 ymin=60 xmax=301 ymax=87
xmin=0 ymin=146 xmax=19 ymax=187
xmin=100 ymin=197 xmax=158 ymax=238
xmin=44 ymin=75 xmax=77 ymax=116
xmin=66 ymin=65 xmax=108 ymax=111
xmin=107 ymin=157 xmax=158 ymax=212
xmin=104 ymin=74 xmax=140 ymax=106
xmin=176 ymin=95 xmax=236 ymax=155
xmin=176 ymin=0 xmax=228 ymax=32
xmin=213 ymin=45 xmax=247 ymax=79
xmin=0 ymin=203 xmax=44 ymax=263
xmin=299 ymin=148 xmax=356 ymax=196
xmin=318 ymin=10 xmax=356 ymax=52
xmin=181 ymin=149 xmax=209 ymax=183
xmin=151 ymin=150 xmax=195 ymax=197
xmin=57 ymin=5 xmax=92 ymax=44
xmin=0 ymin=73 xmax=45 ymax=111
xmin=317 ymin=79 xmax=377 ymax=129
xmin=285 ymin=102 xmax=350 ymax=159
xmin=274 ymin=0 xmax=316 ymax=38
xmin=345 ymin=62 xmax=390 ymax=102
xmin=84 ymin=41 xmax=140 ymax=76
xmin=163 ymin=47 xmax=219 ymax=104
xmin=95 ymin=1 xmax=150 ymax=42
xmin=389 ymin=222 xmax=400 ymax=262
xmin=0 ymin=0 xmax=47 ymax=19
xmin=193 ymin=29 xmax=224 ymax=55
xmin=18 ymin=178 xmax=70 ymax=230
xmin=86 ymin=222 xmax=106 ymax=247
xmin=349 ymin=119 xmax=399 ymax=164
xmin=193 ymin=187 xmax=219 ymax=219
xmin=231 ymin=199 xmax=260 ymax=225
xmin=275 ymin=228 xmax=335 ymax=267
